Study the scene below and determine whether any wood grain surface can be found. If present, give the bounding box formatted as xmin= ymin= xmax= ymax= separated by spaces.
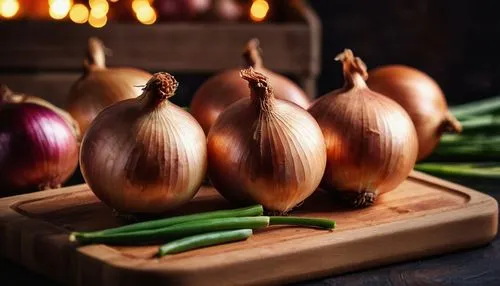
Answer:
xmin=0 ymin=171 xmax=497 ymax=286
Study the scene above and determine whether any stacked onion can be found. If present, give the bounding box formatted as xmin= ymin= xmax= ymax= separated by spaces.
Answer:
xmin=308 ymin=50 xmax=418 ymax=207
xmin=190 ymin=38 xmax=311 ymax=134
xmin=207 ymin=67 xmax=326 ymax=212
xmin=0 ymin=85 xmax=79 ymax=194
xmin=66 ymin=37 xmax=152 ymax=136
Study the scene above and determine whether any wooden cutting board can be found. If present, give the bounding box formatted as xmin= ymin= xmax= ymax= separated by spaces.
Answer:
xmin=0 ymin=171 xmax=497 ymax=286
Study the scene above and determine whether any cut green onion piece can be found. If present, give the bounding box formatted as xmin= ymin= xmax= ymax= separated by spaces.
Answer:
xmin=269 ymin=216 xmax=336 ymax=230
xmin=158 ymin=229 xmax=253 ymax=256
xmin=73 ymin=204 xmax=263 ymax=237
xmin=70 ymin=216 xmax=270 ymax=245
xmin=70 ymin=215 xmax=336 ymax=245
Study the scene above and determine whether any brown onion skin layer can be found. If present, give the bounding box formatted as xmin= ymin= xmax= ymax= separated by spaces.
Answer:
xmin=367 ymin=65 xmax=461 ymax=160
xmin=308 ymin=50 xmax=418 ymax=207
xmin=207 ymin=69 xmax=326 ymax=212
xmin=80 ymin=74 xmax=207 ymax=214
xmin=67 ymin=67 xmax=152 ymax=135
xmin=67 ymin=38 xmax=152 ymax=136
xmin=190 ymin=39 xmax=311 ymax=135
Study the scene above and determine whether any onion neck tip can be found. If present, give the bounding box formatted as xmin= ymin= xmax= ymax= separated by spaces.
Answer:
xmin=84 ymin=37 xmax=107 ymax=71
xmin=243 ymin=38 xmax=263 ymax=68
xmin=143 ymin=72 xmax=179 ymax=103
xmin=240 ymin=67 xmax=274 ymax=110
xmin=442 ymin=112 xmax=463 ymax=134
xmin=335 ymin=49 xmax=369 ymax=88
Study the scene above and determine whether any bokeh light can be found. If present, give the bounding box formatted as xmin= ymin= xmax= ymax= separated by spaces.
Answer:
xmin=136 ymin=4 xmax=156 ymax=25
xmin=69 ymin=4 xmax=89 ymax=24
xmin=89 ymin=14 xmax=107 ymax=28
xmin=49 ymin=0 xmax=72 ymax=20
xmin=0 ymin=0 xmax=19 ymax=19
xmin=90 ymin=0 xmax=109 ymax=19
xmin=250 ymin=0 xmax=269 ymax=22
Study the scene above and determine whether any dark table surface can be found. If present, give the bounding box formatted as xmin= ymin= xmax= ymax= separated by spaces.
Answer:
xmin=1 ymin=176 xmax=499 ymax=286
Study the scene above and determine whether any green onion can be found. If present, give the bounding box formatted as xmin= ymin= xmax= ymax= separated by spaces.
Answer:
xmin=73 ymin=204 xmax=263 ymax=237
xmin=158 ymin=229 xmax=253 ymax=256
xmin=451 ymin=96 xmax=500 ymax=120
xmin=459 ymin=115 xmax=500 ymax=133
xmin=70 ymin=215 xmax=336 ymax=245
xmin=70 ymin=216 xmax=269 ymax=245
xmin=415 ymin=162 xmax=500 ymax=179
xmin=269 ymin=216 xmax=336 ymax=229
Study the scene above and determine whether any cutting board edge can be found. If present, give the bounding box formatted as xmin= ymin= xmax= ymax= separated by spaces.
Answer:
xmin=69 ymin=194 xmax=498 ymax=286
xmin=0 ymin=173 xmax=498 ymax=286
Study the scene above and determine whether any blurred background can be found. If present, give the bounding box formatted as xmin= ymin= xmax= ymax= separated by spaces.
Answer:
xmin=2 ymin=0 xmax=497 ymax=105
xmin=0 ymin=0 xmax=499 ymax=186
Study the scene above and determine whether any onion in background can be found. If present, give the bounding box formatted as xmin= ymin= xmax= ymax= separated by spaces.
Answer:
xmin=191 ymin=38 xmax=311 ymax=134
xmin=66 ymin=37 xmax=152 ymax=136
xmin=367 ymin=65 xmax=462 ymax=160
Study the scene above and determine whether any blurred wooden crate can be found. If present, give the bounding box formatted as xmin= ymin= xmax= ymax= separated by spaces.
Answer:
xmin=0 ymin=0 xmax=320 ymax=107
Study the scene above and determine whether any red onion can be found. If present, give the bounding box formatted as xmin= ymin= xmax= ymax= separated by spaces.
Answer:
xmin=0 ymin=87 xmax=79 ymax=193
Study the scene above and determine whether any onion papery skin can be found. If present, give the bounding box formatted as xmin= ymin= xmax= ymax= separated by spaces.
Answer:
xmin=308 ymin=50 xmax=418 ymax=207
xmin=0 ymin=85 xmax=81 ymax=139
xmin=207 ymin=68 xmax=326 ymax=212
xmin=80 ymin=73 xmax=207 ymax=214
xmin=190 ymin=39 xmax=311 ymax=134
xmin=367 ymin=65 xmax=462 ymax=160
xmin=67 ymin=38 xmax=152 ymax=136
xmin=0 ymin=103 xmax=79 ymax=193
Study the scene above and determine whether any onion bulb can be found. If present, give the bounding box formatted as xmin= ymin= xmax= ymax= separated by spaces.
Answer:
xmin=80 ymin=72 xmax=207 ymax=214
xmin=308 ymin=49 xmax=418 ymax=207
xmin=210 ymin=0 xmax=243 ymax=21
xmin=66 ymin=37 xmax=152 ymax=136
xmin=0 ymin=85 xmax=80 ymax=139
xmin=367 ymin=65 xmax=462 ymax=160
xmin=157 ymin=0 xmax=212 ymax=21
xmin=190 ymin=39 xmax=311 ymax=134
xmin=207 ymin=67 xmax=326 ymax=212
xmin=0 ymin=85 xmax=79 ymax=193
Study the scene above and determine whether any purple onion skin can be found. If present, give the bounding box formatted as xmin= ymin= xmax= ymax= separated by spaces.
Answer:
xmin=0 ymin=103 xmax=79 ymax=194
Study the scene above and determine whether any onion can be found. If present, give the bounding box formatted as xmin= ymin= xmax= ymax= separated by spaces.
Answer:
xmin=66 ymin=37 xmax=152 ymax=136
xmin=156 ymin=0 xmax=212 ymax=21
xmin=210 ymin=0 xmax=242 ymax=21
xmin=367 ymin=65 xmax=462 ymax=160
xmin=0 ymin=85 xmax=80 ymax=139
xmin=0 ymin=86 xmax=79 ymax=193
xmin=80 ymin=72 xmax=207 ymax=214
xmin=308 ymin=49 xmax=418 ymax=207
xmin=190 ymin=39 xmax=311 ymax=134
xmin=207 ymin=67 xmax=326 ymax=212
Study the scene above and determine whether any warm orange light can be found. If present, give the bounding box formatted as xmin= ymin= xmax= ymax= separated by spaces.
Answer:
xmin=250 ymin=0 xmax=269 ymax=22
xmin=89 ymin=14 xmax=107 ymax=28
xmin=0 ymin=0 xmax=19 ymax=18
xmin=132 ymin=0 xmax=150 ymax=13
xmin=110 ymin=0 xmax=119 ymax=2
xmin=90 ymin=0 xmax=108 ymax=18
xmin=49 ymin=0 xmax=72 ymax=20
xmin=69 ymin=4 xmax=89 ymax=24
xmin=135 ymin=4 xmax=156 ymax=25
